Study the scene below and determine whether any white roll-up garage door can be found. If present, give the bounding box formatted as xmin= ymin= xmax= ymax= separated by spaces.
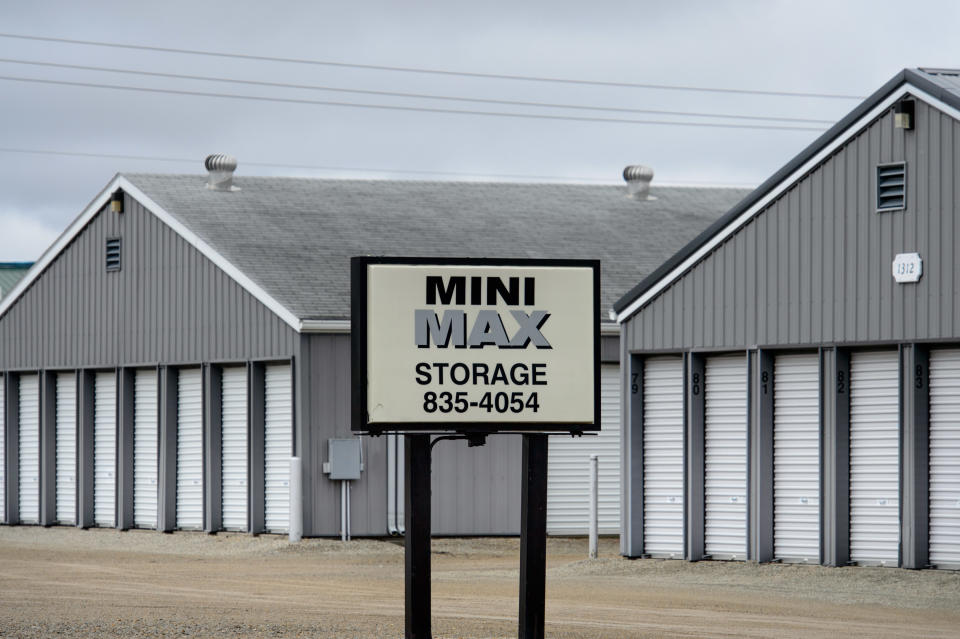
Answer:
xmin=264 ymin=364 xmax=292 ymax=534
xmin=133 ymin=370 xmax=158 ymax=529
xmin=221 ymin=367 xmax=248 ymax=531
xmin=642 ymin=356 xmax=684 ymax=558
xmin=849 ymin=350 xmax=899 ymax=566
xmin=704 ymin=354 xmax=747 ymax=560
xmin=928 ymin=349 xmax=960 ymax=568
xmin=546 ymin=364 xmax=621 ymax=534
xmin=55 ymin=372 xmax=77 ymax=525
xmin=0 ymin=375 xmax=5 ymax=523
xmin=18 ymin=374 xmax=40 ymax=524
xmin=773 ymin=353 xmax=820 ymax=563
xmin=263 ymin=364 xmax=293 ymax=533
xmin=176 ymin=368 xmax=203 ymax=530
xmin=93 ymin=372 xmax=116 ymax=527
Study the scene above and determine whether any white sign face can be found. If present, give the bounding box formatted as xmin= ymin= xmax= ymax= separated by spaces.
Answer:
xmin=892 ymin=252 xmax=922 ymax=283
xmin=356 ymin=260 xmax=598 ymax=431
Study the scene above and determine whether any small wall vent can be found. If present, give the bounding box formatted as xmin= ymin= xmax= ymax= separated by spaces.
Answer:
xmin=106 ymin=237 xmax=121 ymax=272
xmin=877 ymin=163 xmax=906 ymax=211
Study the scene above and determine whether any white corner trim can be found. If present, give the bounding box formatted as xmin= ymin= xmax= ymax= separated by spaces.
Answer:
xmin=615 ymin=82 xmax=960 ymax=325
xmin=600 ymin=321 xmax=620 ymax=336
xmin=0 ymin=175 xmax=305 ymax=333
xmin=300 ymin=319 xmax=351 ymax=333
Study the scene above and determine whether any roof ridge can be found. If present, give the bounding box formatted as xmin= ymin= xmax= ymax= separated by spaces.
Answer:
xmin=124 ymin=172 xmax=753 ymax=190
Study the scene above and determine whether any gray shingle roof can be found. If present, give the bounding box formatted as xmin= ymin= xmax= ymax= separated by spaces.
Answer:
xmin=127 ymin=174 xmax=750 ymax=321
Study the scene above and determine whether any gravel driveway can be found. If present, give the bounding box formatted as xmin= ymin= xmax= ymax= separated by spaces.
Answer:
xmin=0 ymin=526 xmax=957 ymax=638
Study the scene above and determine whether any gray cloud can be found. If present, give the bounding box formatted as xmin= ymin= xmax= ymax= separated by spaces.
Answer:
xmin=1 ymin=0 xmax=957 ymax=260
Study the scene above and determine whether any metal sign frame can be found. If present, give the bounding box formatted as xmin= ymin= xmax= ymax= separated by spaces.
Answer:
xmin=351 ymin=256 xmax=601 ymax=434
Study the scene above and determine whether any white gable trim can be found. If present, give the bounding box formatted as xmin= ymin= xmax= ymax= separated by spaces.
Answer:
xmin=614 ymin=82 xmax=960 ymax=324
xmin=0 ymin=175 xmax=304 ymax=333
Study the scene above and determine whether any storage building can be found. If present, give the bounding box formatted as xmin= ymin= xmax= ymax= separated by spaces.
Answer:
xmin=0 ymin=164 xmax=748 ymax=536
xmin=613 ymin=68 xmax=960 ymax=569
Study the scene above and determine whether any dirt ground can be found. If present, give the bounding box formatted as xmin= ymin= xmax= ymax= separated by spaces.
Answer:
xmin=0 ymin=526 xmax=958 ymax=638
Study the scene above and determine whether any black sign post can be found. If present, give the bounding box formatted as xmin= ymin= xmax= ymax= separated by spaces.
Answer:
xmin=404 ymin=434 xmax=432 ymax=639
xmin=518 ymin=433 xmax=549 ymax=639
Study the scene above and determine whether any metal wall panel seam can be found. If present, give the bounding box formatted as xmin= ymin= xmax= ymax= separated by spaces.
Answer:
xmin=902 ymin=345 xmax=930 ymax=569
xmin=40 ymin=371 xmax=56 ymax=527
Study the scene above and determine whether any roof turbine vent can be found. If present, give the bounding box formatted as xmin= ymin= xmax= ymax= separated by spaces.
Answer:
xmin=623 ymin=165 xmax=655 ymax=200
xmin=205 ymin=153 xmax=240 ymax=191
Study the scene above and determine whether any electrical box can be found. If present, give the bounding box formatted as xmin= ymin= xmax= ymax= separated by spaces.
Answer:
xmin=327 ymin=438 xmax=362 ymax=480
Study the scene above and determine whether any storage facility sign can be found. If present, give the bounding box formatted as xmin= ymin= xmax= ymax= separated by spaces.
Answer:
xmin=351 ymin=257 xmax=600 ymax=433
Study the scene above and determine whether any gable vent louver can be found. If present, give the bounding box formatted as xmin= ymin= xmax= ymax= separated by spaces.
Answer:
xmin=105 ymin=237 xmax=121 ymax=272
xmin=877 ymin=163 xmax=906 ymax=211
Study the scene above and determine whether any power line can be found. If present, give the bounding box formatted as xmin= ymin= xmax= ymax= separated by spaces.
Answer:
xmin=0 ymin=32 xmax=866 ymax=100
xmin=0 ymin=57 xmax=837 ymax=125
xmin=0 ymin=146 xmax=624 ymax=183
xmin=0 ymin=74 xmax=828 ymax=132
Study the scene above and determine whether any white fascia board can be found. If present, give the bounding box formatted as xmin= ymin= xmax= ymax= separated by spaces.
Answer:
xmin=600 ymin=321 xmax=620 ymax=336
xmin=0 ymin=175 xmax=305 ymax=333
xmin=300 ymin=319 xmax=351 ymax=333
xmin=614 ymin=82 xmax=960 ymax=325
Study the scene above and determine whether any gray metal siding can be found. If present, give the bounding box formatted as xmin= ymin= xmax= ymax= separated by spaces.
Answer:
xmin=299 ymin=332 xmax=522 ymax=536
xmin=300 ymin=334 xmax=387 ymax=537
xmin=0 ymin=196 xmax=297 ymax=369
xmin=432 ymin=435 xmax=521 ymax=535
xmin=625 ymin=101 xmax=960 ymax=351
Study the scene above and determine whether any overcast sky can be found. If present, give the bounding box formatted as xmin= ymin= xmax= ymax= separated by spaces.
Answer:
xmin=1 ymin=0 xmax=957 ymax=260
